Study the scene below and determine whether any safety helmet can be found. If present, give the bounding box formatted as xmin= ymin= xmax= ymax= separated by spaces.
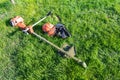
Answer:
xmin=42 ymin=23 xmax=56 ymax=36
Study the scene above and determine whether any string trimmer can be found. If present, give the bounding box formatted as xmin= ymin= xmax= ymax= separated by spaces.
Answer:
xmin=10 ymin=12 xmax=87 ymax=68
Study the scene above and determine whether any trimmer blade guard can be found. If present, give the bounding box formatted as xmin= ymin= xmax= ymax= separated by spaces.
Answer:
xmin=58 ymin=43 xmax=76 ymax=57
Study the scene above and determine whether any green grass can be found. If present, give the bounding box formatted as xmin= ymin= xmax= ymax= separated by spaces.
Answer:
xmin=0 ymin=0 xmax=120 ymax=80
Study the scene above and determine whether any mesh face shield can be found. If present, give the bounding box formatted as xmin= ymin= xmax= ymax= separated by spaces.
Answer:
xmin=55 ymin=23 xmax=71 ymax=38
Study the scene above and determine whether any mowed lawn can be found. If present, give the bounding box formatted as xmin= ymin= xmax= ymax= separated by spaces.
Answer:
xmin=0 ymin=0 xmax=120 ymax=80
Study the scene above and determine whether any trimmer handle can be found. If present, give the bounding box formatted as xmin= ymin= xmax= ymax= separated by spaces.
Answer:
xmin=32 ymin=11 xmax=52 ymax=27
xmin=47 ymin=11 xmax=52 ymax=16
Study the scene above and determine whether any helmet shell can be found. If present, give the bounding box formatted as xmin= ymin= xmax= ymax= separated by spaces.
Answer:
xmin=42 ymin=23 xmax=56 ymax=36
